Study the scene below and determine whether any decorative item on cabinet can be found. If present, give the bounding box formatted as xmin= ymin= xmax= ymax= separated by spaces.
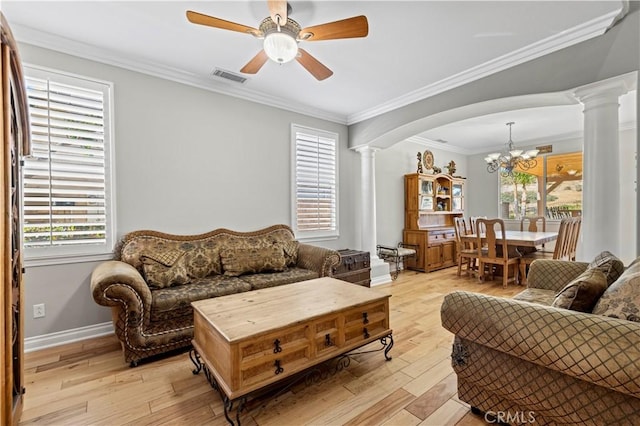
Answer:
xmin=422 ymin=150 xmax=434 ymax=171
xmin=446 ymin=160 xmax=456 ymax=175
xmin=416 ymin=152 xmax=423 ymax=173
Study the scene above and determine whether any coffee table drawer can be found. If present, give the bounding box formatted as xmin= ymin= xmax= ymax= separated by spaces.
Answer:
xmin=344 ymin=301 xmax=389 ymax=346
xmin=311 ymin=315 xmax=340 ymax=357
xmin=239 ymin=324 xmax=311 ymax=387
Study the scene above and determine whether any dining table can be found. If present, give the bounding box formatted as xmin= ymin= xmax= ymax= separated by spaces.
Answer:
xmin=461 ymin=230 xmax=559 ymax=248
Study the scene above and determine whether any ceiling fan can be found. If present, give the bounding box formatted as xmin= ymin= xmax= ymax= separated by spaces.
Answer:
xmin=186 ymin=1 xmax=368 ymax=81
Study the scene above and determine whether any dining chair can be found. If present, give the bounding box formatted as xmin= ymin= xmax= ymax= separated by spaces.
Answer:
xmin=567 ymin=216 xmax=582 ymax=261
xmin=475 ymin=218 xmax=520 ymax=287
xmin=454 ymin=217 xmax=478 ymax=277
xmin=518 ymin=217 xmax=572 ymax=285
xmin=519 ymin=215 xmax=547 ymax=253
xmin=520 ymin=216 xmax=546 ymax=232
xmin=469 ymin=216 xmax=487 ymax=235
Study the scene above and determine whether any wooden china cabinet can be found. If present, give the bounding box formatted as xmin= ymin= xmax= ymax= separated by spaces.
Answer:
xmin=1 ymin=13 xmax=31 ymax=426
xmin=403 ymin=173 xmax=465 ymax=272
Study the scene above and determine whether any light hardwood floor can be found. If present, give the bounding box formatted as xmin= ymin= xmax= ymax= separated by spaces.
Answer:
xmin=20 ymin=267 xmax=521 ymax=426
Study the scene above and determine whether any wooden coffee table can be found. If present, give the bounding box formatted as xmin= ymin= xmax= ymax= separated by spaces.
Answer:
xmin=189 ymin=277 xmax=393 ymax=425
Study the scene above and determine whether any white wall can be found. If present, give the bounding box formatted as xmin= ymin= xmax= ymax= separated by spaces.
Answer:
xmin=375 ymin=141 xmax=468 ymax=247
xmin=20 ymin=43 xmax=360 ymax=338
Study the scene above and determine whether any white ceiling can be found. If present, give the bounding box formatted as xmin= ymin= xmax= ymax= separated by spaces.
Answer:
xmin=2 ymin=1 xmax=635 ymax=151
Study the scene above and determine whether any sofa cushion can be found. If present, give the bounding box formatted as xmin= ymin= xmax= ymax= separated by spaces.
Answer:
xmin=184 ymin=246 xmax=222 ymax=278
xmin=140 ymin=249 xmax=190 ymax=289
xmin=150 ymin=275 xmax=252 ymax=322
xmin=240 ymin=267 xmax=318 ymax=290
xmin=220 ymin=246 xmax=287 ymax=276
xmin=512 ymin=288 xmax=556 ymax=306
xmin=551 ymin=268 xmax=608 ymax=312
xmin=593 ymin=260 xmax=640 ymax=322
xmin=588 ymin=251 xmax=625 ymax=286
xmin=282 ymin=240 xmax=299 ymax=266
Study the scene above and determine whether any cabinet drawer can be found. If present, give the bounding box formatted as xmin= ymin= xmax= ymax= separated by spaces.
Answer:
xmin=428 ymin=230 xmax=455 ymax=243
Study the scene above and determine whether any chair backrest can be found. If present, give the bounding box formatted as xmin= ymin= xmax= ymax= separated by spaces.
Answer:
xmin=476 ymin=218 xmax=509 ymax=261
xmin=567 ymin=216 xmax=582 ymax=260
xmin=470 ymin=216 xmax=487 ymax=234
xmin=552 ymin=218 xmax=573 ymax=260
xmin=453 ymin=217 xmax=470 ymax=250
xmin=520 ymin=216 xmax=546 ymax=232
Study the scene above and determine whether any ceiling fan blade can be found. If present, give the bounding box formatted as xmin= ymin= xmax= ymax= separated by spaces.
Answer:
xmin=268 ymin=0 xmax=288 ymax=25
xmin=240 ymin=50 xmax=269 ymax=74
xmin=186 ymin=10 xmax=258 ymax=35
xmin=296 ymin=49 xmax=333 ymax=81
xmin=299 ymin=15 xmax=368 ymax=41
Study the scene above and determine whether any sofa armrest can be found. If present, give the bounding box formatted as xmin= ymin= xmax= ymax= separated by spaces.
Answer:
xmin=91 ymin=260 xmax=152 ymax=320
xmin=441 ymin=290 xmax=640 ymax=398
xmin=526 ymin=259 xmax=589 ymax=292
xmin=296 ymin=243 xmax=341 ymax=277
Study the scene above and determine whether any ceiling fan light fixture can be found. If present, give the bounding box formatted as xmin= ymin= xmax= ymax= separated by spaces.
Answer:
xmin=264 ymin=31 xmax=298 ymax=63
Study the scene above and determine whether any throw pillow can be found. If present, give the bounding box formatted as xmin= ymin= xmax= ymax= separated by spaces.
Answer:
xmin=140 ymin=249 xmax=190 ymax=289
xmin=282 ymin=240 xmax=299 ymax=266
xmin=551 ymin=268 xmax=608 ymax=312
xmin=588 ymin=251 xmax=625 ymax=286
xmin=592 ymin=261 xmax=640 ymax=322
xmin=220 ymin=246 xmax=287 ymax=277
xmin=184 ymin=246 xmax=222 ymax=278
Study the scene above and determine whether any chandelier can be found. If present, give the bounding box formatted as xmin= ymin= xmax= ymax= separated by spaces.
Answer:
xmin=484 ymin=122 xmax=539 ymax=177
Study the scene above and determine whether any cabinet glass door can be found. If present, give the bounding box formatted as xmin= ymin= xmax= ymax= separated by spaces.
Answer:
xmin=420 ymin=195 xmax=434 ymax=211
xmin=452 ymin=183 xmax=463 ymax=211
xmin=420 ymin=179 xmax=433 ymax=195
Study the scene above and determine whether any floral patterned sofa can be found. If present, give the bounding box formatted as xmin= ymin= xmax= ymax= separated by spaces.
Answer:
xmin=91 ymin=224 xmax=340 ymax=366
xmin=441 ymin=254 xmax=640 ymax=425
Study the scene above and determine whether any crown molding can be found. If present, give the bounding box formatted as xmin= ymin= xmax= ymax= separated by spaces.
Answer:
xmin=12 ymin=24 xmax=348 ymax=125
xmin=346 ymin=8 xmax=623 ymax=125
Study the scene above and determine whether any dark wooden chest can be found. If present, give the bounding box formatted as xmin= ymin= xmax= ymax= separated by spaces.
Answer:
xmin=332 ymin=249 xmax=371 ymax=287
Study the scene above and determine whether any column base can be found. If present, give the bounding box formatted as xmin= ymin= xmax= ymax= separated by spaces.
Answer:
xmin=369 ymin=256 xmax=392 ymax=286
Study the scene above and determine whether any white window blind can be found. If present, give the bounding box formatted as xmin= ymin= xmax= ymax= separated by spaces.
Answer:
xmin=292 ymin=125 xmax=338 ymax=239
xmin=23 ymin=66 xmax=114 ymax=261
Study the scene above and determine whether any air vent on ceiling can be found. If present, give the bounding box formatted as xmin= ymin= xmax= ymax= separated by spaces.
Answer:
xmin=211 ymin=68 xmax=248 ymax=84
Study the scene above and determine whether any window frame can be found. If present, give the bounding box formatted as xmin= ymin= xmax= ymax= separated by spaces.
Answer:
xmin=497 ymin=151 xmax=583 ymax=221
xmin=290 ymin=123 xmax=339 ymax=241
xmin=22 ymin=64 xmax=116 ymax=266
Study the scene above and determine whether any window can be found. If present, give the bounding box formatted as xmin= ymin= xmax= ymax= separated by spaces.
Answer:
xmin=22 ymin=66 xmax=114 ymax=263
xmin=291 ymin=124 xmax=338 ymax=239
xmin=499 ymin=152 xmax=582 ymax=220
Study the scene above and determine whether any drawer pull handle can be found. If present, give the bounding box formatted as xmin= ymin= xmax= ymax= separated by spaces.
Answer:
xmin=273 ymin=339 xmax=282 ymax=353
xmin=363 ymin=327 xmax=370 ymax=339
xmin=274 ymin=360 xmax=284 ymax=375
xmin=362 ymin=312 xmax=369 ymax=324
xmin=325 ymin=333 xmax=333 ymax=347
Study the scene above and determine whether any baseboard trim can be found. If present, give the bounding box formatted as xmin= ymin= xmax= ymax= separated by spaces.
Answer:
xmin=24 ymin=322 xmax=115 ymax=353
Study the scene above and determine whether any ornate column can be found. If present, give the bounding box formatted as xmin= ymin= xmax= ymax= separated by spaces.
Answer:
xmin=573 ymin=73 xmax=635 ymax=260
xmin=356 ymin=146 xmax=391 ymax=285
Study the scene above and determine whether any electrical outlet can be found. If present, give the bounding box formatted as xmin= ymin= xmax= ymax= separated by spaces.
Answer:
xmin=33 ymin=303 xmax=45 ymax=318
